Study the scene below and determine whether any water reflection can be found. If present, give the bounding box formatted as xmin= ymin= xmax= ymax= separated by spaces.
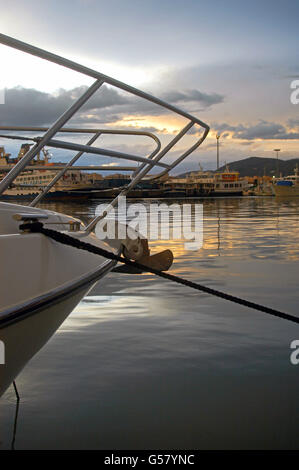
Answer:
xmin=1 ymin=196 xmax=299 ymax=449
xmin=14 ymin=196 xmax=299 ymax=261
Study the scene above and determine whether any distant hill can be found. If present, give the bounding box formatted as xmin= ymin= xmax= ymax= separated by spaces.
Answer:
xmin=217 ymin=157 xmax=299 ymax=177
xmin=178 ymin=157 xmax=299 ymax=178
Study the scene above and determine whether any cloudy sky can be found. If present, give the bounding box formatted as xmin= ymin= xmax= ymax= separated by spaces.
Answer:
xmin=0 ymin=0 xmax=298 ymax=172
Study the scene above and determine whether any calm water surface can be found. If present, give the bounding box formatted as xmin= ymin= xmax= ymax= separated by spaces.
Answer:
xmin=1 ymin=196 xmax=299 ymax=449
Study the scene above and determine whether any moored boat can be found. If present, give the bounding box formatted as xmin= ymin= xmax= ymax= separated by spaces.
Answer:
xmin=211 ymin=169 xmax=246 ymax=196
xmin=163 ymin=168 xmax=246 ymax=197
xmin=0 ymin=202 xmax=119 ymax=396
xmin=0 ymin=33 xmax=209 ymax=397
xmin=273 ymin=165 xmax=299 ymax=196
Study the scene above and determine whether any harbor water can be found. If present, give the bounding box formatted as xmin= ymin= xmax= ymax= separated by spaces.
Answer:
xmin=1 ymin=196 xmax=299 ymax=449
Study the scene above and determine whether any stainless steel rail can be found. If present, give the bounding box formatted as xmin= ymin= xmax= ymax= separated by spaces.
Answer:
xmin=0 ymin=33 xmax=210 ymax=224
xmin=0 ymin=33 xmax=209 ymax=129
xmin=0 ymin=126 xmax=162 ymax=205
xmin=0 ymin=79 xmax=104 ymax=194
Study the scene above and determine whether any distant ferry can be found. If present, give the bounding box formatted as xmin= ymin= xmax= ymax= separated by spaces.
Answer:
xmin=163 ymin=168 xmax=247 ymax=197
xmin=273 ymin=165 xmax=299 ymax=197
xmin=213 ymin=170 xmax=245 ymax=196
xmin=0 ymin=144 xmax=97 ymax=199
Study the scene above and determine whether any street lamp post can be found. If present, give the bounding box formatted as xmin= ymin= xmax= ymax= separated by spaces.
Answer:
xmin=216 ymin=134 xmax=220 ymax=170
xmin=273 ymin=148 xmax=280 ymax=177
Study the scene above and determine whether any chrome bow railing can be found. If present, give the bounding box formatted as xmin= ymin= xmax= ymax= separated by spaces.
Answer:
xmin=0 ymin=33 xmax=209 ymax=230
xmin=0 ymin=126 xmax=162 ymax=205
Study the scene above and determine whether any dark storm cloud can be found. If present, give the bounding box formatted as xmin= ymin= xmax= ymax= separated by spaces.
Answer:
xmin=160 ymin=89 xmax=224 ymax=107
xmin=0 ymin=84 xmax=225 ymax=127
xmin=0 ymin=85 xmax=128 ymax=126
xmin=213 ymin=120 xmax=299 ymax=140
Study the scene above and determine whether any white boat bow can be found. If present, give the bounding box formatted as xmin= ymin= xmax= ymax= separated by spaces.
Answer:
xmin=0 ymin=33 xmax=209 ymax=397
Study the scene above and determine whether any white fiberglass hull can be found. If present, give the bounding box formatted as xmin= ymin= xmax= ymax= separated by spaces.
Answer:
xmin=0 ymin=202 xmax=117 ymax=397
xmin=0 ymin=266 xmax=113 ymax=397
xmin=0 ymin=286 xmax=90 ymax=396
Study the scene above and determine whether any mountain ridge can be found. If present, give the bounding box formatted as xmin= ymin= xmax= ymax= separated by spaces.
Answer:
xmin=178 ymin=157 xmax=299 ymax=177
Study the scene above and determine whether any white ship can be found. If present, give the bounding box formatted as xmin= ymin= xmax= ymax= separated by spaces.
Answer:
xmin=163 ymin=167 xmax=246 ymax=197
xmin=0 ymin=33 xmax=210 ymax=397
xmin=0 ymin=144 xmax=99 ymax=198
xmin=213 ymin=169 xmax=246 ymax=196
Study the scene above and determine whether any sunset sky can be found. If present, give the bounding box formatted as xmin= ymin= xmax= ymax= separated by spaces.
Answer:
xmin=0 ymin=0 xmax=298 ymax=172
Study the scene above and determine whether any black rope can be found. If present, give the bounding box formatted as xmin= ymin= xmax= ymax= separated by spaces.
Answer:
xmin=20 ymin=222 xmax=299 ymax=325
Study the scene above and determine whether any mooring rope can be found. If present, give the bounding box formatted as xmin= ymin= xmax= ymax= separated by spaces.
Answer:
xmin=20 ymin=222 xmax=299 ymax=325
